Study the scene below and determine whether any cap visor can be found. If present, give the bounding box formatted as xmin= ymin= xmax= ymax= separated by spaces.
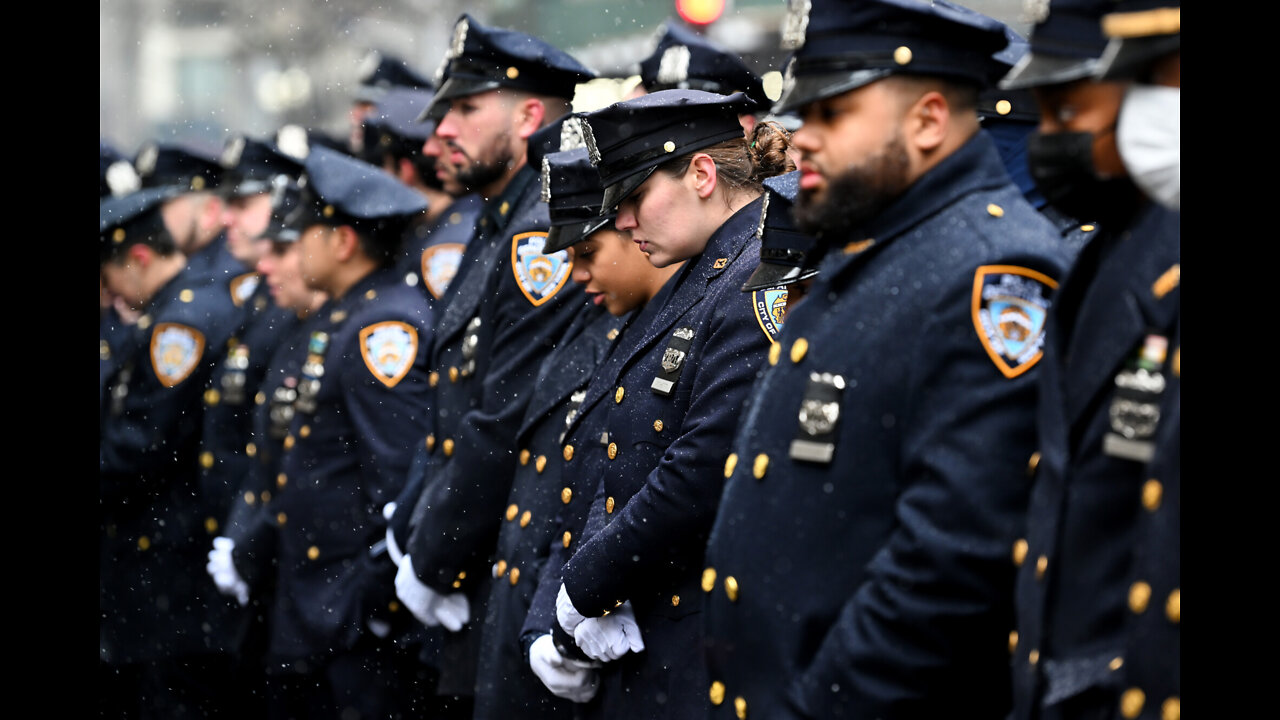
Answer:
xmin=544 ymin=215 xmax=616 ymax=254
xmin=741 ymin=262 xmax=818 ymax=292
xmin=601 ymin=167 xmax=657 ymax=215
xmin=1094 ymin=35 xmax=1180 ymax=80
xmin=416 ymin=76 xmax=503 ymax=122
xmin=772 ymin=69 xmax=892 ymax=116
xmin=999 ymin=52 xmax=1099 ymax=90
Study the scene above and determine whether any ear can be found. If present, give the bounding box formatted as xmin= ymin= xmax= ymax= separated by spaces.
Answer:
xmin=396 ymin=157 xmax=419 ymax=185
xmin=905 ymin=90 xmax=949 ymax=153
xmin=515 ymin=97 xmax=547 ymax=141
xmin=201 ymin=193 xmax=226 ymax=230
xmin=332 ymin=225 xmax=361 ymax=262
xmin=127 ymin=243 xmax=153 ymax=267
xmin=688 ymin=153 xmax=719 ymax=200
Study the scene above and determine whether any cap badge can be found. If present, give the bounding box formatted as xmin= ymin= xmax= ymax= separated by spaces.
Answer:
xmin=1022 ymin=0 xmax=1051 ymax=25
xmin=276 ymin=124 xmax=310 ymax=160
xmin=581 ymin=119 xmax=602 ymax=165
xmin=657 ymin=45 xmax=691 ymax=85
xmin=781 ymin=0 xmax=812 ymax=50
xmin=221 ymin=136 xmax=246 ymax=168
xmin=136 ymin=143 xmax=158 ymax=176
xmin=560 ymin=117 xmax=586 ymax=152
xmin=540 ymin=157 xmax=553 ymax=204
xmin=106 ymin=161 xmax=140 ymax=197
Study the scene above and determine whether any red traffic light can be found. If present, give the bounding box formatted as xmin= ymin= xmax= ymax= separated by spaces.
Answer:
xmin=675 ymin=0 xmax=726 ymax=26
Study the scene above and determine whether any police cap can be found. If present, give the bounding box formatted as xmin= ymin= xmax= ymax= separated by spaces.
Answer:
xmin=353 ymin=49 xmax=433 ymax=104
xmin=421 ymin=14 xmax=596 ymax=121
xmin=285 ymin=145 xmax=428 ymax=239
xmin=362 ymin=87 xmax=437 ymax=164
xmin=527 ymin=114 xmax=591 ymax=173
xmin=260 ymin=175 xmax=304 ymax=244
xmin=540 ymin=148 xmax=616 ymax=255
xmin=741 ymin=170 xmax=821 ymax=291
xmin=580 ymin=89 xmax=757 ymax=213
xmin=638 ymin=19 xmax=770 ymax=108
xmin=134 ymin=141 xmax=225 ymax=193
xmin=218 ymin=134 xmax=307 ymax=199
xmin=979 ymin=26 xmax=1040 ymax=123
xmin=1095 ymin=0 xmax=1179 ymax=80
xmin=999 ymin=0 xmax=1114 ymax=90
xmin=100 ymin=186 xmax=180 ymax=263
xmin=774 ymin=0 xmax=1010 ymax=115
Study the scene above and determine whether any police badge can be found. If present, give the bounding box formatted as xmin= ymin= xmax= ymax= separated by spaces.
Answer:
xmin=752 ymin=288 xmax=789 ymax=341
xmin=360 ymin=321 xmax=419 ymax=388
xmin=512 ymin=232 xmax=572 ymax=306
xmin=789 ymin=372 xmax=846 ymax=464
xmin=420 ymin=243 xmax=465 ymax=300
xmin=150 ymin=323 xmax=205 ymax=388
xmin=972 ymin=265 xmax=1057 ymax=379
xmin=1102 ymin=333 xmax=1170 ymax=463
xmin=295 ymin=331 xmax=329 ymax=415
xmin=652 ymin=327 xmax=695 ymax=396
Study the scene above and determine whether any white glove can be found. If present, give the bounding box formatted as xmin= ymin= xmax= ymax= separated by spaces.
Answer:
xmin=206 ymin=536 xmax=249 ymax=607
xmin=573 ymin=601 xmax=646 ymax=662
xmin=529 ymin=633 xmax=600 ymax=703
xmin=382 ymin=502 xmax=404 ymax=567
xmin=556 ymin=583 xmax=587 ymax=635
xmin=394 ymin=555 xmax=471 ymax=632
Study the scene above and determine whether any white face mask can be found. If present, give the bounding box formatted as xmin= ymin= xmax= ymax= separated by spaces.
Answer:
xmin=1116 ymin=84 xmax=1180 ymax=210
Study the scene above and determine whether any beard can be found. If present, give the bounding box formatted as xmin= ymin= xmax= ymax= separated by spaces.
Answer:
xmin=455 ymin=137 xmax=514 ymax=193
xmin=794 ymin=133 xmax=912 ymax=243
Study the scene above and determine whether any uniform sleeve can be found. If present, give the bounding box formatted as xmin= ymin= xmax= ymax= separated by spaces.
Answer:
xmin=786 ymin=266 xmax=1050 ymax=716
xmin=560 ymin=292 xmax=771 ymax=617
xmin=408 ymin=241 xmax=586 ymax=593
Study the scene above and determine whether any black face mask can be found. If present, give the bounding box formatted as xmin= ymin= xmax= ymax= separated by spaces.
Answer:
xmin=1027 ymin=130 xmax=1137 ymax=225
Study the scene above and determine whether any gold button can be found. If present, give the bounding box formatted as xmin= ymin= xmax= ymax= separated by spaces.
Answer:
xmin=500 ymin=201 xmax=510 ymax=215
xmin=724 ymin=576 xmax=739 ymax=602
xmin=112 ymin=228 xmax=126 ymax=243
xmin=702 ymin=567 xmax=717 ymax=592
xmin=768 ymin=342 xmax=781 ymax=366
xmin=426 ymin=434 xmax=436 ymax=451
xmin=1165 ymin=588 xmax=1179 ymax=623
xmin=520 ymin=449 xmax=531 ymax=465
xmin=1035 ymin=555 xmax=1048 ymax=579
xmin=562 ymin=531 xmax=572 ymax=548
xmin=179 ymin=289 xmax=195 ymax=302
xmin=506 ymin=504 xmax=519 ymax=522
xmin=244 ymin=491 xmax=256 ymax=505
xmin=790 ymin=338 xmax=808 ymax=363
xmin=709 ymin=681 xmax=725 ymax=706
xmin=204 ymin=388 xmax=221 ymax=405
xmin=724 ymin=453 xmax=738 ymax=478
xmin=449 ymin=366 xmax=459 ymax=382
xmin=260 ymin=490 xmax=272 ymax=503
xmin=1081 ymin=224 xmax=1095 ymax=232
xmin=509 ymin=567 xmax=520 ymax=585
xmin=664 ymin=140 xmax=676 ymax=153
xmin=1029 ymin=649 xmax=1039 ymax=665
xmin=1162 ymin=697 xmax=1180 ymax=720
xmin=1120 ymin=688 xmax=1145 ymax=718
xmin=429 ymin=371 xmax=439 ymax=387
xmin=457 ymin=571 xmax=466 ymax=580
xmin=1027 ymin=451 xmax=1040 ymax=475
xmin=608 ymin=442 xmax=618 ymax=460
xmin=563 ymin=445 xmax=574 ymax=461
xmin=138 ymin=536 xmax=151 ymax=551
xmin=752 ymin=454 xmax=769 ymax=479
xmin=734 ymin=696 xmax=747 ymax=719
xmin=671 ymin=595 xmax=680 ymax=607
xmin=389 ymin=600 xmax=400 ymax=612
xmin=365 ymin=289 xmax=377 ymax=300
xmin=284 ymin=435 xmax=295 ymax=450
xmin=200 ymin=452 xmax=214 ymax=469
xmin=506 ymin=66 xmax=519 ymax=79
xmin=204 ymin=517 xmax=218 ymax=533
xmin=987 ymin=203 xmax=1005 ymax=218
xmin=275 ymin=472 xmax=287 ymax=488
xmin=995 ymin=99 xmax=1012 ymax=115
xmin=300 ymin=425 xmax=311 ymax=438
xmin=561 ymin=487 xmax=572 ymax=504
xmin=535 ymin=455 xmax=547 ymax=473
xmin=246 ymin=442 xmax=257 ymax=457
xmin=653 ymin=420 xmax=663 ymax=433
xmin=1012 ymin=539 xmax=1028 ymax=566
xmin=1008 ymin=630 xmax=1018 ymax=654
xmin=615 ymin=386 xmax=625 ymax=404
xmin=1109 ymin=656 xmax=1125 ymax=671
xmin=329 ymin=309 xmax=345 ymax=322
xmin=443 ymin=438 xmax=455 ymax=456
xmin=496 ymin=559 xmax=508 ymax=577
xmin=893 ymin=45 xmax=912 ymax=65
xmin=1129 ymin=581 xmax=1151 ymax=614
xmin=137 ymin=315 xmax=151 ymax=329
xmin=520 ymin=510 xmax=532 ymax=528
xmin=453 ymin=580 xmax=462 ymax=588
xmin=255 ymin=391 xmax=266 ymax=405
xmin=307 ymin=546 xmax=320 ymax=560
xmin=1142 ymin=479 xmax=1163 ymax=511
xmin=1172 ymin=348 xmax=1179 ymax=377
xmin=277 ymin=512 xmax=288 ymax=525
xmin=606 ymin=497 xmax=616 ymax=514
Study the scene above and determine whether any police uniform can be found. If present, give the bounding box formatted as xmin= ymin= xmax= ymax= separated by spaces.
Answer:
xmin=100 ymin=141 xmax=142 ymax=411
xmin=1005 ymin=3 xmax=1181 ymax=718
xmin=100 ymin=186 xmax=246 ymax=717
xmin=636 ymin=18 xmax=770 ymax=107
xmin=399 ymin=13 xmax=595 ymax=700
xmin=740 ymin=170 xmax=822 ymax=326
xmin=545 ymin=90 xmax=778 ymax=720
xmin=701 ymin=2 xmax=1074 ymax=717
xmin=261 ymin=146 xmax=434 ymax=719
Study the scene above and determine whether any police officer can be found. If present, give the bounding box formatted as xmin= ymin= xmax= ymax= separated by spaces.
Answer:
xmin=260 ymin=145 xmax=435 ymax=720
xmin=392 ymin=13 xmax=595 ymax=712
xmin=101 ymin=141 xmax=142 ymax=411
xmin=359 ymin=85 xmax=483 ymax=306
xmin=1002 ymin=2 xmax=1180 ymax=718
xmin=350 ymin=48 xmax=434 ymax=156
xmin=541 ymin=89 xmax=790 ymax=719
xmin=700 ymin=0 xmax=1074 ymax=716
xmin=100 ymin=185 xmax=245 ymax=719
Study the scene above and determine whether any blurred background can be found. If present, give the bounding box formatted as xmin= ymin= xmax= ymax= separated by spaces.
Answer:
xmin=100 ymin=0 xmax=1032 ymax=157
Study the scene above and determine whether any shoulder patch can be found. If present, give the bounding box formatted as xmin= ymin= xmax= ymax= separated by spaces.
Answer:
xmin=229 ymin=272 xmax=260 ymax=307
xmin=512 ymin=231 xmax=572 ymax=306
xmin=359 ymin=321 xmax=419 ymax=388
xmin=421 ymin=243 xmax=466 ymax=300
xmin=751 ymin=288 xmax=790 ymax=342
xmin=150 ymin=322 xmax=206 ymax=387
xmin=971 ymin=265 xmax=1058 ymax=379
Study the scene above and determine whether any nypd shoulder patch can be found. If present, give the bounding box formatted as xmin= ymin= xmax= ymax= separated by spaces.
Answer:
xmin=229 ymin=272 xmax=260 ymax=307
xmin=511 ymin=231 xmax=572 ymax=307
xmin=752 ymin=288 xmax=790 ymax=342
xmin=971 ymin=265 xmax=1058 ymax=379
xmin=150 ymin=322 xmax=206 ymax=387
xmin=359 ymin=321 xmax=419 ymax=388
xmin=420 ymin=243 xmax=466 ymax=300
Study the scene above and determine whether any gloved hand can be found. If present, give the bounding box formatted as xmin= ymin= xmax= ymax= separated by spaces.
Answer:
xmin=206 ymin=536 xmax=249 ymax=607
xmin=529 ymin=633 xmax=600 ymax=703
xmin=382 ymin=502 xmax=404 ymax=567
xmin=394 ymin=555 xmax=471 ymax=632
xmin=573 ymin=601 xmax=646 ymax=662
xmin=556 ymin=583 xmax=587 ymax=636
